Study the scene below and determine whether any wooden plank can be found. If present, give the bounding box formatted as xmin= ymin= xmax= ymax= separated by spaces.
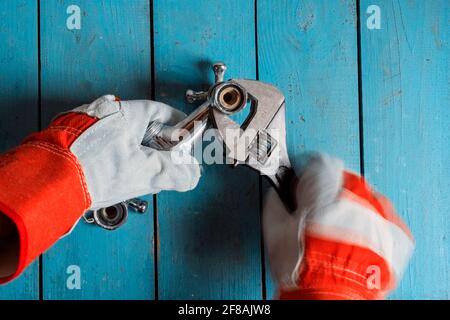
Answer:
xmin=360 ymin=0 xmax=449 ymax=299
xmin=257 ymin=0 xmax=361 ymax=297
xmin=154 ymin=0 xmax=263 ymax=299
xmin=40 ymin=0 xmax=154 ymax=299
xmin=0 ymin=0 xmax=39 ymax=300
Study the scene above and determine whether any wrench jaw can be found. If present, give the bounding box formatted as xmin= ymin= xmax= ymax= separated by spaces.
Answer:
xmin=212 ymin=83 xmax=298 ymax=212
xmin=212 ymin=79 xmax=285 ymax=162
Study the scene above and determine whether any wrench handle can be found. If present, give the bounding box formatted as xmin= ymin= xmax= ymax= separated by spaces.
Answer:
xmin=267 ymin=166 xmax=298 ymax=213
xmin=142 ymin=101 xmax=211 ymax=150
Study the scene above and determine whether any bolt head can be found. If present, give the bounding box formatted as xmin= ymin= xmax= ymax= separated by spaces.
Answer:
xmin=185 ymin=89 xmax=196 ymax=103
xmin=213 ymin=62 xmax=227 ymax=73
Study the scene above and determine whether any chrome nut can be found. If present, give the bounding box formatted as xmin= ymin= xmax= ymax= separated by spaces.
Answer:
xmin=91 ymin=202 xmax=128 ymax=231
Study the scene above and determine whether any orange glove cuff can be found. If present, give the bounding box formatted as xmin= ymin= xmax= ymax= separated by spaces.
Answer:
xmin=279 ymin=235 xmax=392 ymax=300
xmin=0 ymin=112 xmax=96 ymax=283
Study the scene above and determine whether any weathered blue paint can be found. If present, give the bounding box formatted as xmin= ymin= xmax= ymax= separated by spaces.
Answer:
xmin=257 ymin=0 xmax=361 ymax=297
xmin=40 ymin=0 xmax=154 ymax=299
xmin=0 ymin=0 xmax=448 ymax=300
xmin=360 ymin=0 xmax=449 ymax=299
xmin=0 ymin=0 xmax=39 ymax=300
xmin=153 ymin=0 xmax=263 ymax=299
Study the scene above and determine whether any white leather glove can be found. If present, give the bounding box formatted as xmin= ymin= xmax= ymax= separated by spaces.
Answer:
xmin=70 ymin=95 xmax=200 ymax=209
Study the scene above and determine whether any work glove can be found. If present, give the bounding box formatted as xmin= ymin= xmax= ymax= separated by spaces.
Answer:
xmin=263 ymin=154 xmax=414 ymax=300
xmin=0 ymin=95 xmax=200 ymax=283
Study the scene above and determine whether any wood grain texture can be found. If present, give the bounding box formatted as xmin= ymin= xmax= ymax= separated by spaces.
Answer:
xmin=257 ymin=0 xmax=361 ymax=297
xmin=40 ymin=0 xmax=154 ymax=299
xmin=360 ymin=0 xmax=449 ymax=299
xmin=0 ymin=0 xmax=39 ymax=300
xmin=153 ymin=0 xmax=263 ymax=299
xmin=0 ymin=0 xmax=447 ymax=300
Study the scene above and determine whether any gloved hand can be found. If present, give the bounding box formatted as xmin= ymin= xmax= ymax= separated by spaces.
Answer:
xmin=263 ymin=154 xmax=414 ymax=300
xmin=0 ymin=95 xmax=200 ymax=283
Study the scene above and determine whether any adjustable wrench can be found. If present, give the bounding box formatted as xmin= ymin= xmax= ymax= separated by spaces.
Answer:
xmin=91 ymin=62 xmax=297 ymax=231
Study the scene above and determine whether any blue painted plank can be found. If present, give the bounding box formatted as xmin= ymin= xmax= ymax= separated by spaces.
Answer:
xmin=154 ymin=0 xmax=263 ymax=299
xmin=257 ymin=0 xmax=361 ymax=298
xmin=40 ymin=0 xmax=154 ymax=299
xmin=0 ymin=0 xmax=39 ymax=300
xmin=360 ymin=0 xmax=449 ymax=299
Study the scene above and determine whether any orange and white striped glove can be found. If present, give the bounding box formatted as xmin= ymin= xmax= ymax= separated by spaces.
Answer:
xmin=263 ymin=154 xmax=414 ymax=300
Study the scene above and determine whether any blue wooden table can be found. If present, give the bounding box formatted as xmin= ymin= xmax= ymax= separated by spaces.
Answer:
xmin=0 ymin=0 xmax=448 ymax=300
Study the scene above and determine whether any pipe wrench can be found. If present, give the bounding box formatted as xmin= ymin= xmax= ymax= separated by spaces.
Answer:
xmin=91 ymin=62 xmax=297 ymax=230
